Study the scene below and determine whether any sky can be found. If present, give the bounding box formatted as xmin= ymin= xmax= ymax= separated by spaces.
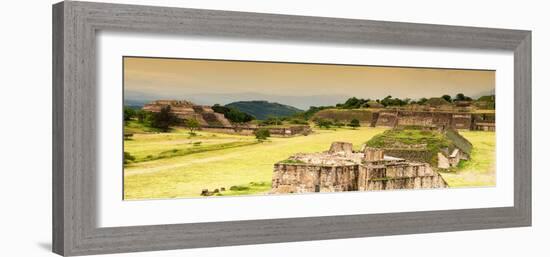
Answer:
xmin=124 ymin=57 xmax=495 ymax=110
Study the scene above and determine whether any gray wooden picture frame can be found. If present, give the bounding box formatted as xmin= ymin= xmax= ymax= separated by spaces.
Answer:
xmin=52 ymin=1 xmax=531 ymax=256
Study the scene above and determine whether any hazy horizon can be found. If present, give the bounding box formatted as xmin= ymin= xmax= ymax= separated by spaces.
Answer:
xmin=124 ymin=57 xmax=495 ymax=110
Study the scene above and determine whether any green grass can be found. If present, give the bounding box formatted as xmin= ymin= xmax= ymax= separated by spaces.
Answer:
xmin=123 ymin=125 xmax=495 ymax=199
xmin=215 ymin=182 xmax=272 ymax=197
xmin=365 ymin=128 xmax=452 ymax=165
xmin=124 ymin=120 xmax=162 ymax=134
xmin=439 ymin=131 xmax=495 ymax=187
xmin=124 ymin=126 xmax=387 ymax=200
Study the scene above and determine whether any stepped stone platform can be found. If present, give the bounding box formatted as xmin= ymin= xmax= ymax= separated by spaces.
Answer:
xmin=271 ymin=142 xmax=448 ymax=194
xmin=143 ymin=100 xmax=232 ymax=127
xmin=141 ymin=100 xmax=311 ymax=136
xmin=372 ymin=109 xmax=495 ymax=131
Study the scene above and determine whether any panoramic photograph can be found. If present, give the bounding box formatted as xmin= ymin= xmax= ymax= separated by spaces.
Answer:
xmin=123 ymin=56 xmax=496 ymax=200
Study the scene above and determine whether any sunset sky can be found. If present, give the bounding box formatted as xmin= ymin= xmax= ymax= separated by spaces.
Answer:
xmin=124 ymin=57 xmax=495 ymax=110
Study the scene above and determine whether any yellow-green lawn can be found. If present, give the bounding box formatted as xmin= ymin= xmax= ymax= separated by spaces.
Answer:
xmin=124 ymin=127 xmax=386 ymax=199
xmin=439 ymin=130 xmax=496 ymax=187
xmin=124 ymin=127 xmax=495 ymax=200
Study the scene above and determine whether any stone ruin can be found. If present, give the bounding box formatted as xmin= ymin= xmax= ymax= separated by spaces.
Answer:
xmin=142 ymin=100 xmax=232 ymax=127
xmin=271 ymin=142 xmax=448 ymax=194
xmin=371 ymin=109 xmax=495 ymax=131
xmin=141 ymin=100 xmax=312 ymax=136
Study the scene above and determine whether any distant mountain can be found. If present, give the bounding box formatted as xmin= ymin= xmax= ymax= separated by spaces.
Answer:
xmin=226 ymin=101 xmax=303 ymax=120
xmin=123 ymin=91 xmax=351 ymax=110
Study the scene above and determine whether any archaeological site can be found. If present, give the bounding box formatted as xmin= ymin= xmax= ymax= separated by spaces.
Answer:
xmin=271 ymin=142 xmax=449 ymax=194
xmin=142 ymin=100 xmax=312 ymax=136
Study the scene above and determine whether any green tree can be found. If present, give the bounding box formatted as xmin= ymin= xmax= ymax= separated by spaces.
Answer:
xmin=185 ymin=118 xmax=200 ymax=136
xmin=123 ymin=107 xmax=136 ymax=121
xmin=442 ymin=95 xmax=452 ymax=102
xmin=254 ymin=128 xmax=270 ymax=141
xmin=212 ymin=104 xmax=255 ymax=123
xmin=150 ymin=106 xmax=178 ymax=132
xmin=417 ymin=97 xmax=428 ymax=105
xmin=348 ymin=119 xmax=360 ymax=129
xmin=315 ymin=119 xmax=333 ymax=129
xmin=136 ymin=110 xmax=150 ymax=123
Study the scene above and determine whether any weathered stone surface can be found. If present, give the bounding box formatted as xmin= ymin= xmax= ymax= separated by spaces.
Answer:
xmin=363 ymin=147 xmax=384 ymax=161
xmin=370 ymin=109 xmax=495 ymax=131
xmin=437 ymin=152 xmax=450 ymax=169
xmin=328 ymin=142 xmax=353 ymax=154
xmin=143 ymin=100 xmax=231 ymax=127
xmin=271 ymin=142 xmax=448 ymax=194
xmin=142 ymin=100 xmax=312 ymax=136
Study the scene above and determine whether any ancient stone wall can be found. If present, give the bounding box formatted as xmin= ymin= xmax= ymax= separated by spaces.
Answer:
xmin=451 ymin=114 xmax=472 ymax=129
xmin=381 ymin=149 xmax=434 ymax=164
xmin=375 ymin=111 xmax=398 ymax=127
xmin=271 ymin=163 xmax=359 ymax=194
xmin=142 ymin=100 xmax=232 ymax=128
xmin=267 ymin=125 xmax=312 ymax=137
xmin=366 ymin=175 xmax=447 ymax=190
xmin=271 ymin=157 xmax=448 ymax=194
xmin=371 ymin=110 xmax=494 ymax=131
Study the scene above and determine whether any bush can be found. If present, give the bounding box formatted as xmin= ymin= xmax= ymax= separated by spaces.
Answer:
xmin=255 ymin=128 xmax=271 ymax=141
xmin=136 ymin=110 xmax=150 ymax=123
xmin=289 ymin=119 xmax=309 ymax=125
xmin=348 ymin=119 xmax=360 ymax=129
xmin=185 ymin=118 xmax=200 ymax=136
xmin=123 ymin=152 xmax=135 ymax=164
xmin=123 ymin=107 xmax=136 ymax=121
xmin=229 ymin=185 xmax=250 ymax=191
xmin=315 ymin=118 xmax=333 ymax=129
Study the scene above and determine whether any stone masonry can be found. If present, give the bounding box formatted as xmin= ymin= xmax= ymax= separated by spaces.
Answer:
xmin=372 ymin=109 xmax=495 ymax=131
xmin=143 ymin=100 xmax=232 ymax=127
xmin=271 ymin=142 xmax=448 ymax=194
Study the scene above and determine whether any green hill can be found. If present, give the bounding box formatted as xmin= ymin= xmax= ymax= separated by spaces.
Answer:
xmin=225 ymin=101 xmax=302 ymax=120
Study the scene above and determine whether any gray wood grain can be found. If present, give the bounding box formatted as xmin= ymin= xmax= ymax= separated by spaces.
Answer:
xmin=52 ymin=1 xmax=531 ymax=256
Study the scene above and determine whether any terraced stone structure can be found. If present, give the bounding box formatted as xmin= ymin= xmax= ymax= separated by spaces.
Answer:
xmin=372 ymin=109 xmax=495 ymax=131
xmin=143 ymin=100 xmax=232 ymax=127
xmin=142 ymin=100 xmax=312 ymax=136
xmin=366 ymin=128 xmax=473 ymax=170
xmin=271 ymin=142 xmax=448 ymax=194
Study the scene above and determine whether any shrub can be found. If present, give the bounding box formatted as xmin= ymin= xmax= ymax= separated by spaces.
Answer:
xmin=255 ymin=128 xmax=270 ymax=141
xmin=289 ymin=119 xmax=309 ymax=125
xmin=315 ymin=118 xmax=333 ymax=129
xmin=123 ymin=107 xmax=136 ymax=121
xmin=229 ymin=185 xmax=250 ymax=191
xmin=348 ymin=119 xmax=360 ymax=129
xmin=135 ymin=110 xmax=151 ymax=123
xmin=123 ymin=152 xmax=135 ymax=164
xmin=185 ymin=118 xmax=200 ymax=136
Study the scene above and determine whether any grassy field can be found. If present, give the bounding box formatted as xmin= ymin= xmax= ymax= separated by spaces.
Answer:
xmin=439 ymin=130 xmax=496 ymax=187
xmin=124 ymin=126 xmax=386 ymax=200
xmin=124 ymin=126 xmax=495 ymax=200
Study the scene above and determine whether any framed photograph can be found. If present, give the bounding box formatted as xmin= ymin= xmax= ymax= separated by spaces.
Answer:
xmin=53 ymin=1 xmax=531 ymax=256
